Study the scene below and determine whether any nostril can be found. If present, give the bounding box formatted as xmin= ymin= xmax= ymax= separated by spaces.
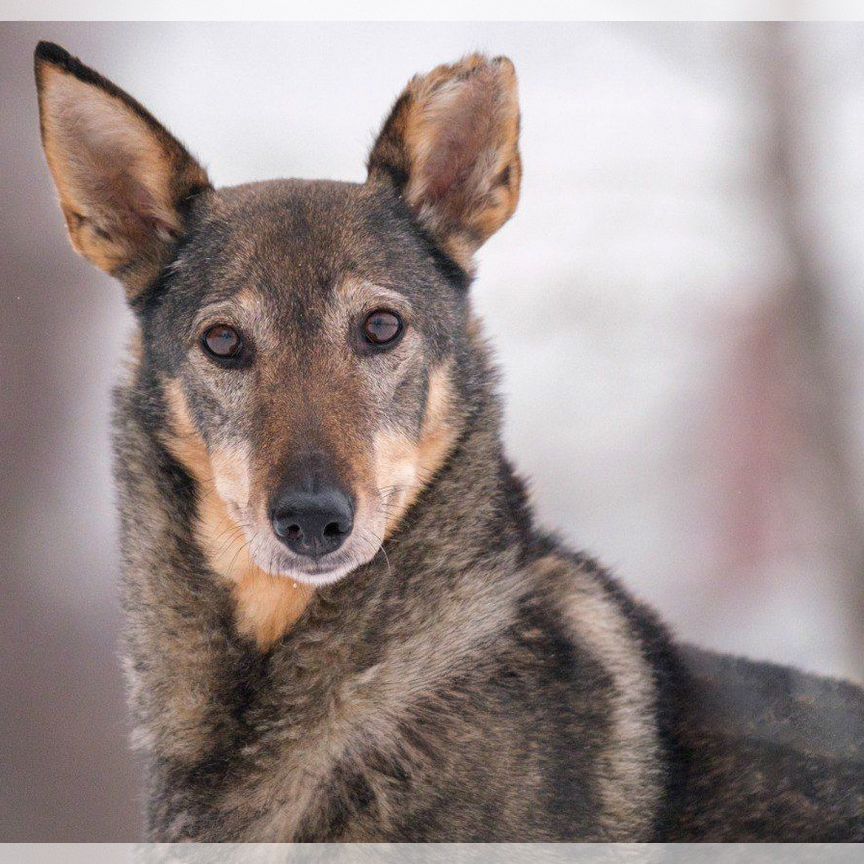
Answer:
xmin=323 ymin=521 xmax=345 ymax=538
xmin=272 ymin=512 xmax=302 ymax=540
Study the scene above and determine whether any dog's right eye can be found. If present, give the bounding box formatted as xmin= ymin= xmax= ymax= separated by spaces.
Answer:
xmin=362 ymin=310 xmax=403 ymax=348
xmin=201 ymin=324 xmax=244 ymax=361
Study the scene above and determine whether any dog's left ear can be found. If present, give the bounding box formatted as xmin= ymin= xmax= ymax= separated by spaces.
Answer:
xmin=367 ymin=54 xmax=521 ymax=273
xmin=34 ymin=42 xmax=211 ymax=299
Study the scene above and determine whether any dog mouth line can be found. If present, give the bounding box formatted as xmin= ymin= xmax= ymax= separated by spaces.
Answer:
xmin=245 ymin=522 xmax=385 ymax=582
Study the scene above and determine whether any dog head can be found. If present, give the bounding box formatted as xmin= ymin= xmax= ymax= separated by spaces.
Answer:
xmin=35 ymin=42 xmax=521 ymax=587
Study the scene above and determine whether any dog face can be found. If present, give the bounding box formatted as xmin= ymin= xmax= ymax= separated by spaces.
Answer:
xmin=150 ymin=180 xmax=472 ymax=586
xmin=36 ymin=43 xmax=521 ymax=587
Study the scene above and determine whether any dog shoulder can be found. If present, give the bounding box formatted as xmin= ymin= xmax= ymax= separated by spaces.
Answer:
xmin=519 ymin=546 xmax=672 ymax=839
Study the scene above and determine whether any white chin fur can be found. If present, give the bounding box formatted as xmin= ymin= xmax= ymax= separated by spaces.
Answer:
xmin=249 ymin=534 xmax=381 ymax=587
xmin=273 ymin=562 xmax=362 ymax=587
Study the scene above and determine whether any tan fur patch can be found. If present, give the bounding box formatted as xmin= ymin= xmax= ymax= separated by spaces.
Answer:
xmin=375 ymin=362 xmax=461 ymax=536
xmin=232 ymin=570 xmax=315 ymax=651
xmin=163 ymin=379 xmax=313 ymax=650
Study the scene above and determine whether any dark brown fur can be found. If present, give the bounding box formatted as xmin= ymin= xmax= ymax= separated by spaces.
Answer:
xmin=35 ymin=41 xmax=864 ymax=841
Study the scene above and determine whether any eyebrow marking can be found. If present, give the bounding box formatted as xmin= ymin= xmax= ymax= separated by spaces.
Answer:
xmin=190 ymin=289 xmax=269 ymax=336
xmin=337 ymin=277 xmax=411 ymax=310
xmin=191 ymin=301 xmax=243 ymax=334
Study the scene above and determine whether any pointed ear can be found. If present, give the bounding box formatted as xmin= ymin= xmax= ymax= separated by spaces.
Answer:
xmin=34 ymin=42 xmax=211 ymax=298
xmin=367 ymin=54 xmax=521 ymax=273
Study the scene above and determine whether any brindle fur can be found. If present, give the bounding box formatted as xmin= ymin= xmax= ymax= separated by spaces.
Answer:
xmin=35 ymin=41 xmax=864 ymax=841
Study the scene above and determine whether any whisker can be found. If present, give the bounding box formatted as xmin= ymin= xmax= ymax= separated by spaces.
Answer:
xmin=226 ymin=538 xmax=251 ymax=580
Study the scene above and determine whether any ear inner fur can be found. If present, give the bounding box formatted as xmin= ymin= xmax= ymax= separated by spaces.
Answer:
xmin=34 ymin=42 xmax=211 ymax=298
xmin=367 ymin=54 xmax=521 ymax=272
xmin=162 ymin=378 xmax=313 ymax=650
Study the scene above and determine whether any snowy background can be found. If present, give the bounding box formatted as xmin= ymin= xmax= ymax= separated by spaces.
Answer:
xmin=2 ymin=21 xmax=863 ymax=839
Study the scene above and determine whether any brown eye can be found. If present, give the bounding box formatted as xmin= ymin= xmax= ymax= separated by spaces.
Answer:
xmin=362 ymin=310 xmax=403 ymax=347
xmin=202 ymin=324 xmax=243 ymax=360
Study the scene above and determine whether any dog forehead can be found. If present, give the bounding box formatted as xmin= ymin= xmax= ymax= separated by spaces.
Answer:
xmin=205 ymin=180 xmax=397 ymax=265
xmin=177 ymin=178 xmax=424 ymax=308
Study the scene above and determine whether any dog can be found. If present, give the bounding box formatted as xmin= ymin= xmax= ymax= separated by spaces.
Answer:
xmin=34 ymin=41 xmax=864 ymax=841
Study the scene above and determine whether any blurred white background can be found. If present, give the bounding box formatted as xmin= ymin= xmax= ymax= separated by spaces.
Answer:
xmin=1 ymin=20 xmax=863 ymax=840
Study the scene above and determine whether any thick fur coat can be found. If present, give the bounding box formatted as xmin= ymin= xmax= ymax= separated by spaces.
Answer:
xmin=35 ymin=41 xmax=864 ymax=841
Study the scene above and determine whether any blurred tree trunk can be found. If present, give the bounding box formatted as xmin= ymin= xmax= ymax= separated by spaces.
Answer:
xmin=769 ymin=22 xmax=864 ymax=674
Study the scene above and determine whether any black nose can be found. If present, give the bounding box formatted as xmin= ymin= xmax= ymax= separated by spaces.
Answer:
xmin=271 ymin=487 xmax=354 ymax=557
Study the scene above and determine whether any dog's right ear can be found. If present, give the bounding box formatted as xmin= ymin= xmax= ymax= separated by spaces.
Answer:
xmin=34 ymin=42 xmax=211 ymax=299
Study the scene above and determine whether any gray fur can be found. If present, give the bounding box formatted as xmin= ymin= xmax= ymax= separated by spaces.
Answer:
xmin=37 ymin=42 xmax=864 ymax=842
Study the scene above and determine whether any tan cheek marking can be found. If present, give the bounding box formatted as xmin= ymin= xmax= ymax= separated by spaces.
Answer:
xmin=375 ymin=362 xmax=462 ymax=536
xmin=210 ymin=447 xmax=251 ymax=509
xmin=374 ymin=433 xmax=421 ymax=538
xmin=162 ymin=379 xmax=313 ymax=651
xmin=162 ymin=379 xmax=212 ymax=484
